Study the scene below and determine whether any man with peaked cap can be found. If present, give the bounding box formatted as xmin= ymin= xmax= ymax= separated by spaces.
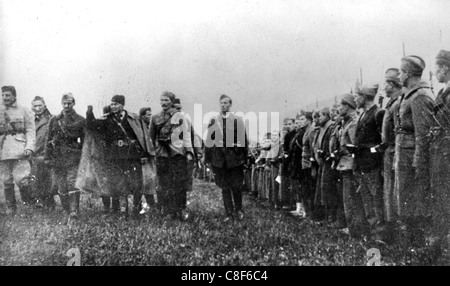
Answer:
xmin=86 ymin=95 xmax=155 ymax=217
xmin=312 ymin=107 xmax=338 ymax=224
xmin=30 ymin=96 xmax=55 ymax=210
xmin=354 ymin=84 xmax=386 ymax=241
xmin=150 ymin=92 xmax=194 ymax=220
xmin=429 ymin=50 xmax=450 ymax=257
xmin=0 ymin=86 xmax=35 ymax=216
xmin=204 ymin=94 xmax=249 ymax=222
xmin=394 ymin=55 xmax=435 ymax=247
xmin=335 ymin=93 xmax=368 ymax=237
xmin=380 ymin=68 xmax=403 ymax=241
xmin=44 ymin=93 xmax=85 ymax=218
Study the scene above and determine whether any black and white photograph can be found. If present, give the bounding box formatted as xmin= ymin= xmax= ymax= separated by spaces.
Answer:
xmin=1 ymin=0 xmax=450 ymax=268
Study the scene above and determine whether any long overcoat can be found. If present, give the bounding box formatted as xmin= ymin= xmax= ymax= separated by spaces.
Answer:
xmin=394 ymin=81 xmax=435 ymax=218
xmin=430 ymin=84 xmax=450 ymax=234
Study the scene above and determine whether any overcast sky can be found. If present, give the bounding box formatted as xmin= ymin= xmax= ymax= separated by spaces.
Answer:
xmin=1 ymin=0 xmax=450 ymax=138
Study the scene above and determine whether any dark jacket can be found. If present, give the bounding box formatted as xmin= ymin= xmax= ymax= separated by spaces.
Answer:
xmin=354 ymin=104 xmax=384 ymax=172
xmin=288 ymin=127 xmax=306 ymax=179
xmin=45 ymin=109 xmax=85 ymax=166
xmin=204 ymin=113 xmax=249 ymax=169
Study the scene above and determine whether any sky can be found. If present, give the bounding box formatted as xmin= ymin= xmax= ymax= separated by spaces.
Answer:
xmin=1 ymin=0 xmax=450 ymax=140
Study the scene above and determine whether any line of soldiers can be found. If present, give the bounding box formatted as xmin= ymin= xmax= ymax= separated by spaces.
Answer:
xmin=247 ymin=51 xmax=450 ymax=257
xmin=0 ymin=89 xmax=204 ymax=221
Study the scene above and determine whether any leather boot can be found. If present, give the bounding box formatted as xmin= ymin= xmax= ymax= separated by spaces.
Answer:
xmin=119 ymin=196 xmax=128 ymax=216
xmin=59 ymin=194 xmax=70 ymax=214
xmin=69 ymin=192 xmax=80 ymax=218
xmin=101 ymin=196 xmax=111 ymax=214
xmin=19 ymin=185 xmax=33 ymax=206
xmin=4 ymin=183 xmax=17 ymax=216
xmin=44 ymin=195 xmax=56 ymax=212
xmin=111 ymin=197 xmax=120 ymax=213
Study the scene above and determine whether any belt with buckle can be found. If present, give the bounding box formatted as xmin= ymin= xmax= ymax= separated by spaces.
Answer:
xmin=114 ymin=140 xmax=130 ymax=147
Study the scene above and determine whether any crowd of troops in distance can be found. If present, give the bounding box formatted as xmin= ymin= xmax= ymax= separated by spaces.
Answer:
xmin=242 ymin=51 xmax=450 ymax=258
xmin=1 ymin=50 xmax=450 ymax=260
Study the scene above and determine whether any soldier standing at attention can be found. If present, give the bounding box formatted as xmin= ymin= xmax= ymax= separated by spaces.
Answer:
xmin=45 ymin=93 xmax=85 ymax=218
xmin=0 ymin=85 xmax=35 ymax=216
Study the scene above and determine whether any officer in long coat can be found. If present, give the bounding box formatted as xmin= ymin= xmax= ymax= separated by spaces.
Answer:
xmin=45 ymin=93 xmax=85 ymax=218
xmin=380 ymin=68 xmax=403 ymax=239
xmin=86 ymin=95 xmax=155 ymax=216
xmin=0 ymin=86 xmax=35 ymax=216
xmin=204 ymin=94 xmax=249 ymax=222
xmin=394 ymin=55 xmax=435 ymax=247
xmin=429 ymin=50 xmax=450 ymax=255
xmin=312 ymin=107 xmax=338 ymax=223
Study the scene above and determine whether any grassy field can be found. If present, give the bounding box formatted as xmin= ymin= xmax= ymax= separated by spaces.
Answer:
xmin=0 ymin=180 xmax=447 ymax=266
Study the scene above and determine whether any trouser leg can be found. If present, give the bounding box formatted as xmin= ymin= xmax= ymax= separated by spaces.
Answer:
xmin=3 ymin=183 xmax=17 ymax=215
xmin=145 ymin=194 xmax=155 ymax=206
xmin=222 ymin=188 xmax=234 ymax=216
xmin=66 ymin=165 xmax=80 ymax=216
xmin=111 ymin=197 xmax=120 ymax=213
xmin=232 ymin=186 xmax=242 ymax=212
xmin=101 ymin=196 xmax=111 ymax=213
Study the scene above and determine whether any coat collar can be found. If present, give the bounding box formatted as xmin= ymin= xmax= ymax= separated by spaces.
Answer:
xmin=385 ymin=89 xmax=402 ymax=109
xmin=435 ymin=84 xmax=450 ymax=107
xmin=35 ymin=112 xmax=51 ymax=130
xmin=403 ymin=80 xmax=429 ymax=100
xmin=357 ymin=104 xmax=377 ymax=127
xmin=56 ymin=109 xmax=78 ymax=120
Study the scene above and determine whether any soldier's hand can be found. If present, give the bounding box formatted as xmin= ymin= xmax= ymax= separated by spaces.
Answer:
xmin=24 ymin=149 xmax=33 ymax=157
xmin=187 ymin=153 xmax=194 ymax=161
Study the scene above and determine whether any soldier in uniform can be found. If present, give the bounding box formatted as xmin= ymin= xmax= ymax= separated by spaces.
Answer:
xmin=312 ymin=107 xmax=337 ymax=223
xmin=204 ymin=94 xmax=248 ymax=222
xmin=429 ymin=50 xmax=450 ymax=256
xmin=380 ymin=68 xmax=403 ymax=241
xmin=45 ymin=93 xmax=85 ymax=218
xmin=354 ymin=84 xmax=386 ymax=241
xmin=336 ymin=93 xmax=368 ymax=237
xmin=0 ymin=86 xmax=35 ymax=216
xmin=86 ymin=95 xmax=155 ymax=216
xmin=30 ymin=96 xmax=54 ymax=210
xmin=394 ymin=55 xmax=435 ymax=247
xmin=150 ymin=91 xmax=194 ymax=220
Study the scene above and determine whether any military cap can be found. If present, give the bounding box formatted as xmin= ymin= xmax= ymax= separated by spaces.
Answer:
xmin=385 ymin=68 xmax=401 ymax=84
xmin=111 ymin=94 xmax=125 ymax=106
xmin=32 ymin=96 xmax=46 ymax=104
xmin=357 ymin=83 xmax=379 ymax=99
xmin=62 ymin=93 xmax=75 ymax=102
xmin=436 ymin=50 xmax=450 ymax=67
xmin=319 ymin=107 xmax=330 ymax=116
xmin=340 ymin=93 xmax=357 ymax=109
xmin=2 ymin=86 xmax=16 ymax=97
xmin=401 ymin=55 xmax=426 ymax=76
